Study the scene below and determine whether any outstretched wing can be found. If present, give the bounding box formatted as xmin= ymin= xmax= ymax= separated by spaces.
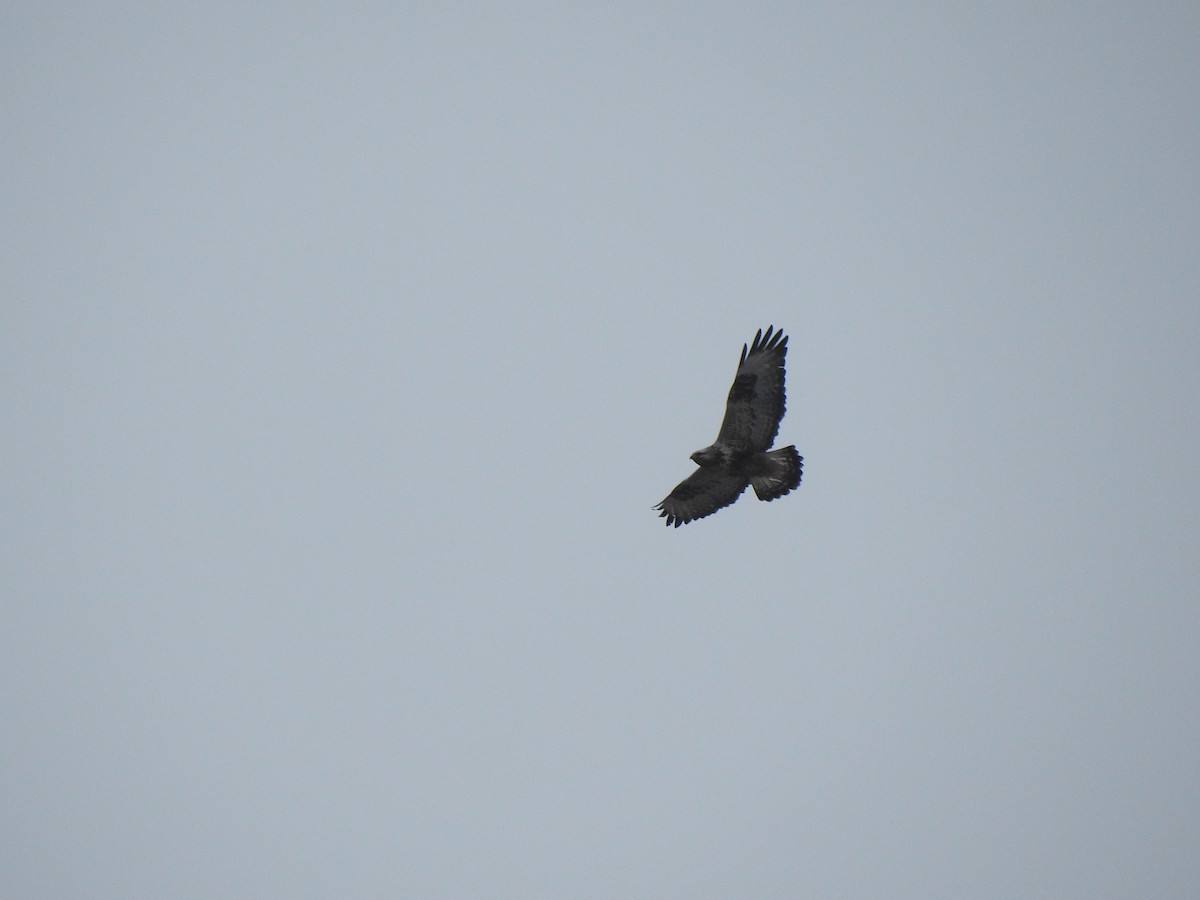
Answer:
xmin=714 ymin=326 xmax=789 ymax=452
xmin=655 ymin=469 xmax=749 ymax=528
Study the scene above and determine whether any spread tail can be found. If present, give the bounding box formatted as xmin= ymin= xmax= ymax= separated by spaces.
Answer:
xmin=750 ymin=446 xmax=803 ymax=501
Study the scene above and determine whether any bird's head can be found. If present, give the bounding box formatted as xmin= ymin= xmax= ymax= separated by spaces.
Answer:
xmin=690 ymin=447 xmax=721 ymax=468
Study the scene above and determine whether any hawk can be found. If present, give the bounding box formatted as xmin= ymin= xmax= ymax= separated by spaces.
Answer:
xmin=655 ymin=326 xmax=803 ymax=527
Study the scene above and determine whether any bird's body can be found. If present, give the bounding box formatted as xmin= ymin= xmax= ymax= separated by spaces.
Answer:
xmin=655 ymin=326 xmax=803 ymax=527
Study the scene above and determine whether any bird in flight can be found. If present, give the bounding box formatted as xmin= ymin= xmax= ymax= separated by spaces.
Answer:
xmin=655 ymin=326 xmax=803 ymax=527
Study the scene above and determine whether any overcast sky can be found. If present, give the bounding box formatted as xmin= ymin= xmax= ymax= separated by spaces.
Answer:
xmin=4 ymin=3 xmax=1199 ymax=897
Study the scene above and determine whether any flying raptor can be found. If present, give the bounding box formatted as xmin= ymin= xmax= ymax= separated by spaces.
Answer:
xmin=655 ymin=326 xmax=803 ymax=527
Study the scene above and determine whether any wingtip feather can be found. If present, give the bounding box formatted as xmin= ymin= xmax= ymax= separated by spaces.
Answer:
xmin=745 ymin=325 xmax=788 ymax=358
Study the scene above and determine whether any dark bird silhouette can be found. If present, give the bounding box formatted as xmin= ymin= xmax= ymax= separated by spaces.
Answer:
xmin=655 ymin=326 xmax=803 ymax=527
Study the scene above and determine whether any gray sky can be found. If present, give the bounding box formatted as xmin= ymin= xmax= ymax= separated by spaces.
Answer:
xmin=4 ymin=3 xmax=1198 ymax=897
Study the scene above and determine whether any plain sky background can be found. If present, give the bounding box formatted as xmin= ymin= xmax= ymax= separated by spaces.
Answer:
xmin=4 ymin=3 xmax=1198 ymax=897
